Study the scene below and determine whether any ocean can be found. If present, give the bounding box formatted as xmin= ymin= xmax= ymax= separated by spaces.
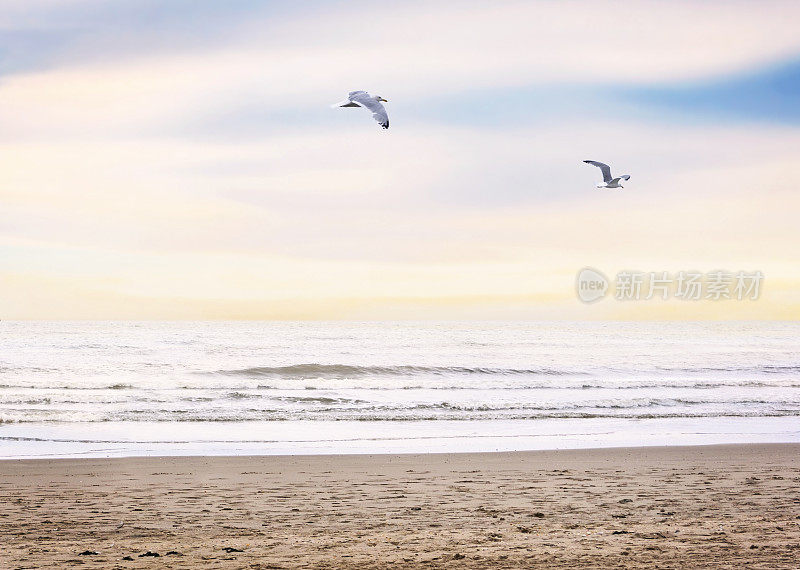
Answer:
xmin=1 ymin=321 xmax=798 ymax=458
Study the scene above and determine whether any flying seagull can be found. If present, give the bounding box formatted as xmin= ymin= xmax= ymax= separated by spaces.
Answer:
xmin=333 ymin=91 xmax=389 ymax=130
xmin=583 ymin=160 xmax=630 ymax=188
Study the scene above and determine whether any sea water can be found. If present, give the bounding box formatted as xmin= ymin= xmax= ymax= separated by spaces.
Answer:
xmin=1 ymin=321 xmax=798 ymax=458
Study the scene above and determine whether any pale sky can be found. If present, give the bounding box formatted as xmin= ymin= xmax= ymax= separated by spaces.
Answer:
xmin=1 ymin=0 xmax=799 ymax=319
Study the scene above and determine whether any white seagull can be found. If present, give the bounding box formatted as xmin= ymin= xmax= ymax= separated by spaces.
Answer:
xmin=333 ymin=91 xmax=389 ymax=130
xmin=583 ymin=160 xmax=630 ymax=188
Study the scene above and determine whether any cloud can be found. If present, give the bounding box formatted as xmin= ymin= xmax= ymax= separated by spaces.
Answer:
xmin=0 ymin=1 xmax=309 ymax=74
xmin=233 ymin=0 xmax=800 ymax=86
xmin=4 ymin=1 xmax=800 ymax=143
xmin=2 ymin=121 xmax=799 ymax=266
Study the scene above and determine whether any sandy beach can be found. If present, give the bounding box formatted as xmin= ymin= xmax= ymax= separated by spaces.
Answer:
xmin=1 ymin=444 xmax=798 ymax=568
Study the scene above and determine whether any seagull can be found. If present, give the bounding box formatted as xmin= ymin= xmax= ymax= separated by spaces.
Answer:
xmin=333 ymin=91 xmax=389 ymax=130
xmin=583 ymin=160 xmax=630 ymax=188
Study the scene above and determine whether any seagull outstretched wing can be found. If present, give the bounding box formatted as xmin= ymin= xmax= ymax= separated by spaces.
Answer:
xmin=348 ymin=91 xmax=389 ymax=130
xmin=332 ymin=90 xmax=368 ymax=108
xmin=583 ymin=160 xmax=613 ymax=183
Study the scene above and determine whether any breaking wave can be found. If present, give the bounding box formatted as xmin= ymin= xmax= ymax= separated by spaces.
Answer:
xmin=210 ymin=364 xmax=581 ymax=378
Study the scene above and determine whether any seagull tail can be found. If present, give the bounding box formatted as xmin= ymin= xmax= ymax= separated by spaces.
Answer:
xmin=331 ymin=100 xmax=360 ymax=108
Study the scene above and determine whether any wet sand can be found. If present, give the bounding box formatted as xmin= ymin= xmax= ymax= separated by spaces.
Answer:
xmin=1 ymin=444 xmax=799 ymax=568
